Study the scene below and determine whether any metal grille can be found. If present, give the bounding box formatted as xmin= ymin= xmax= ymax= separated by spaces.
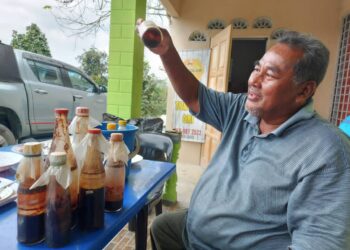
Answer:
xmin=331 ymin=15 xmax=350 ymax=126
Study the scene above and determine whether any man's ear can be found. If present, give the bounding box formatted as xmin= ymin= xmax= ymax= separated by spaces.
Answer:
xmin=296 ymin=80 xmax=317 ymax=104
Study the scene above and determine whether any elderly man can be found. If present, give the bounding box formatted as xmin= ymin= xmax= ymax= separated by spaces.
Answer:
xmin=139 ymin=21 xmax=350 ymax=250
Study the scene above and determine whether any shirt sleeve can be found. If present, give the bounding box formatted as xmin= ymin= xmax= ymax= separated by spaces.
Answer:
xmin=189 ymin=83 xmax=246 ymax=132
xmin=287 ymin=167 xmax=350 ymax=250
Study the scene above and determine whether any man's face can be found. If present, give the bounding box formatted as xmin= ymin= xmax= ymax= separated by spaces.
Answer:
xmin=245 ymin=43 xmax=306 ymax=123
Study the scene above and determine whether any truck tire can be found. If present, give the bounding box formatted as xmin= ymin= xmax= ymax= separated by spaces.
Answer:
xmin=0 ymin=124 xmax=16 ymax=147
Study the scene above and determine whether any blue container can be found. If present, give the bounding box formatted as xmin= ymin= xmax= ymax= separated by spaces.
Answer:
xmin=97 ymin=123 xmax=139 ymax=177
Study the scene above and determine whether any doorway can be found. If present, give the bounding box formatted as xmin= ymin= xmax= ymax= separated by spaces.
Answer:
xmin=228 ymin=39 xmax=267 ymax=93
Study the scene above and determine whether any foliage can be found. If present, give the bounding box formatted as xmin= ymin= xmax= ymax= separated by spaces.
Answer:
xmin=11 ymin=24 xmax=51 ymax=57
xmin=141 ymin=61 xmax=167 ymax=117
xmin=76 ymin=47 xmax=108 ymax=85
xmin=44 ymin=0 xmax=169 ymax=36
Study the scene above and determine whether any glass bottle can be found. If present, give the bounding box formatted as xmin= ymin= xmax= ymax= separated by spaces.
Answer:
xmin=16 ymin=142 xmax=46 ymax=245
xmin=79 ymin=128 xmax=106 ymax=230
xmin=45 ymin=152 xmax=71 ymax=248
xmin=137 ymin=20 xmax=163 ymax=48
xmin=47 ymin=108 xmax=78 ymax=228
xmin=118 ymin=120 xmax=127 ymax=130
xmin=69 ymin=106 xmax=90 ymax=152
xmin=105 ymin=133 xmax=129 ymax=212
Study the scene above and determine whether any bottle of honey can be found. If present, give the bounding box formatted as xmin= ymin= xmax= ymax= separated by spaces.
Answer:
xmin=45 ymin=152 xmax=71 ymax=248
xmin=47 ymin=108 xmax=78 ymax=228
xmin=69 ymin=106 xmax=90 ymax=153
xmin=137 ymin=20 xmax=163 ymax=48
xmin=79 ymin=128 xmax=107 ymax=230
xmin=105 ymin=133 xmax=129 ymax=212
xmin=17 ymin=142 xmax=46 ymax=245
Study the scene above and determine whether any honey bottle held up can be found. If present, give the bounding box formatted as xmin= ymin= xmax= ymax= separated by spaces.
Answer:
xmin=17 ymin=142 xmax=46 ymax=245
xmin=137 ymin=20 xmax=163 ymax=48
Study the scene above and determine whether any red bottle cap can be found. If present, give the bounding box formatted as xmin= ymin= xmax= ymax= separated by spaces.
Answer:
xmin=76 ymin=107 xmax=89 ymax=117
xmin=88 ymin=128 xmax=101 ymax=134
xmin=54 ymin=108 xmax=69 ymax=115
xmin=110 ymin=133 xmax=123 ymax=142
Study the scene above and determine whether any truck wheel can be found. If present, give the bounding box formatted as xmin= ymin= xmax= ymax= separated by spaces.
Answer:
xmin=0 ymin=124 xmax=16 ymax=147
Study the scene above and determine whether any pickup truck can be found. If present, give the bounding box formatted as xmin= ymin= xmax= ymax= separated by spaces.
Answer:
xmin=0 ymin=43 xmax=107 ymax=146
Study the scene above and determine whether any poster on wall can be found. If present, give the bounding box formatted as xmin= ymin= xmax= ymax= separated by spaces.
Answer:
xmin=173 ymin=49 xmax=210 ymax=143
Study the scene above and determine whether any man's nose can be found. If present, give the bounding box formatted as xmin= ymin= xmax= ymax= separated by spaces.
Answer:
xmin=248 ymin=71 xmax=263 ymax=87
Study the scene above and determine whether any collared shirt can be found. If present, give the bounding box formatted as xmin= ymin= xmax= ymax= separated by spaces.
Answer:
xmin=185 ymin=83 xmax=350 ymax=250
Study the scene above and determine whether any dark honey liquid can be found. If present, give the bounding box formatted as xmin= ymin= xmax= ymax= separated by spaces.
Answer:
xmin=105 ymin=200 xmax=123 ymax=212
xmin=17 ymin=214 xmax=45 ymax=245
xmin=17 ymin=184 xmax=46 ymax=244
xmin=142 ymin=27 xmax=162 ymax=48
xmin=45 ymin=177 xmax=71 ymax=248
xmin=79 ymin=187 xmax=105 ymax=230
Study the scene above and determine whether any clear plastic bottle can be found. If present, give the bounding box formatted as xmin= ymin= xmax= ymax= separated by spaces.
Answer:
xmin=118 ymin=120 xmax=127 ymax=130
xmin=45 ymin=152 xmax=71 ymax=248
xmin=105 ymin=133 xmax=129 ymax=212
xmin=137 ymin=20 xmax=163 ymax=48
xmin=79 ymin=128 xmax=106 ymax=230
xmin=16 ymin=142 xmax=46 ymax=245
xmin=47 ymin=108 xmax=78 ymax=228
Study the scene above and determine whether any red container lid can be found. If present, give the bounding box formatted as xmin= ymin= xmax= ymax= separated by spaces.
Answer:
xmin=88 ymin=128 xmax=101 ymax=134
xmin=55 ymin=108 xmax=69 ymax=114
xmin=76 ymin=107 xmax=89 ymax=117
xmin=110 ymin=133 xmax=123 ymax=142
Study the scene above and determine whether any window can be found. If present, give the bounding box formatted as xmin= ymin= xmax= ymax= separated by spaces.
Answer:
xmin=67 ymin=70 xmax=95 ymax=92
xmin=232 ymin=18 xmax=248 ymax=30
xmin=252 ymin=17 xmax=272 ymax=29
xmin=27 ymin=59 xmax=63 ymax=86
xmin=188 ymin=31 xmax=207 ymax=42
xmin=207 ymin=19 xmax=225 ymax=30
xmin=330 ymin=15 xmax=350 ymax=125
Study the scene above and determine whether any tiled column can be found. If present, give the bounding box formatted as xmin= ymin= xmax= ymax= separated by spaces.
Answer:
xmin=107 ymin=0 xmax=146 ymax=119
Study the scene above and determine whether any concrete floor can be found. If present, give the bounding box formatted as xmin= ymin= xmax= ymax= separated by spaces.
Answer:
xmin=103 ymin=162 xmax=205 ymax=250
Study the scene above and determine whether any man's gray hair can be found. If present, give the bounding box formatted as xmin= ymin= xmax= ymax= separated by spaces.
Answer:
xmin=277 ymin=31 xmax=329 ymax=86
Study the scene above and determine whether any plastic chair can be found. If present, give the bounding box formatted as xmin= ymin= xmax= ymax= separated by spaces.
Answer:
xmin=128 ymin=132 xmax=173 ymax=231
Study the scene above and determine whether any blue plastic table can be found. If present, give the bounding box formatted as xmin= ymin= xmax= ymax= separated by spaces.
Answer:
xmin=0 ymin=146 xmax=176 ymax=250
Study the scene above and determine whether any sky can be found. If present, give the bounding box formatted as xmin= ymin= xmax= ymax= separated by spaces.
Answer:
xmin=0 ymin=0 xmax=166 ymax=78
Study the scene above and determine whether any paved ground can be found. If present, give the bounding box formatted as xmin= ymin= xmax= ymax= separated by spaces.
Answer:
xmin=103 ymin=162 xmax=205 ymax=250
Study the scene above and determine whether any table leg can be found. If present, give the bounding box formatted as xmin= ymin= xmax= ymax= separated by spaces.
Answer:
xmin=135 ymin=205 xmax=148 ymax=250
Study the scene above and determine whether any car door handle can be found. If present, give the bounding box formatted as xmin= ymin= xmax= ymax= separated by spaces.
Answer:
xmin=73 ymin=95 xmax=83 ymax=101
xmin=34 ymin=89 xmax=48 ymax=95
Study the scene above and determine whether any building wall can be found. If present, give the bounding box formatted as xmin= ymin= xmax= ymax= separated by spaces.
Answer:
xmin=108 ymin=0 xmax=146 ymax=119
xmin=165 ymin=0 xmax=343 ymax=165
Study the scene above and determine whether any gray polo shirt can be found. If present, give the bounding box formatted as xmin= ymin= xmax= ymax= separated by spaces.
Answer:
xmin=185 ymin=84 xmax=350 ymax=249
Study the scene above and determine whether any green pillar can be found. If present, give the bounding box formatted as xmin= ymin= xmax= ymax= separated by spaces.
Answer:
xmin=108 ymin=0 xmax=146 ymax=119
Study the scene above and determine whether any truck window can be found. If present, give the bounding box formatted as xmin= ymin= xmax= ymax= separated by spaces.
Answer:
xmin=27 ymin=60 xmax=63 ymax=86
xmin=66 ymin=70 xmax=95 ymax=93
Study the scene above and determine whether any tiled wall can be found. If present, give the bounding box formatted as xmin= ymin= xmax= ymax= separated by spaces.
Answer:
xmin=108 ymin=0 xmax=146 ymax=119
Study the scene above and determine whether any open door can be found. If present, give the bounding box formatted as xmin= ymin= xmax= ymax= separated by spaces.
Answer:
xmin=200 ymin=25 xmax=233 ymax=166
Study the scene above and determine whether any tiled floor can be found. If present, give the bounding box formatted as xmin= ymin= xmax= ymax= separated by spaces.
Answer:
xmin=103 ymin=162 xmax=205 ymax=250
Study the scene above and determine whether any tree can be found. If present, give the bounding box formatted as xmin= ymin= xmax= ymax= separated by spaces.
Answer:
xmin=11 ymin=23 xmax=51 ymax=57
xmin=141 ymin=61 xmax=167 ymax=117
xmin=44 ymin=0 xmax=169 ymax=36
xmin=76 ymin=47 xmax=108 ymax=85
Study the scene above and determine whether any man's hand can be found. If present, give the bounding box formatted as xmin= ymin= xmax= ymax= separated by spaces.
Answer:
xmin=136 ymin=18 xmax=173 ymax=56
